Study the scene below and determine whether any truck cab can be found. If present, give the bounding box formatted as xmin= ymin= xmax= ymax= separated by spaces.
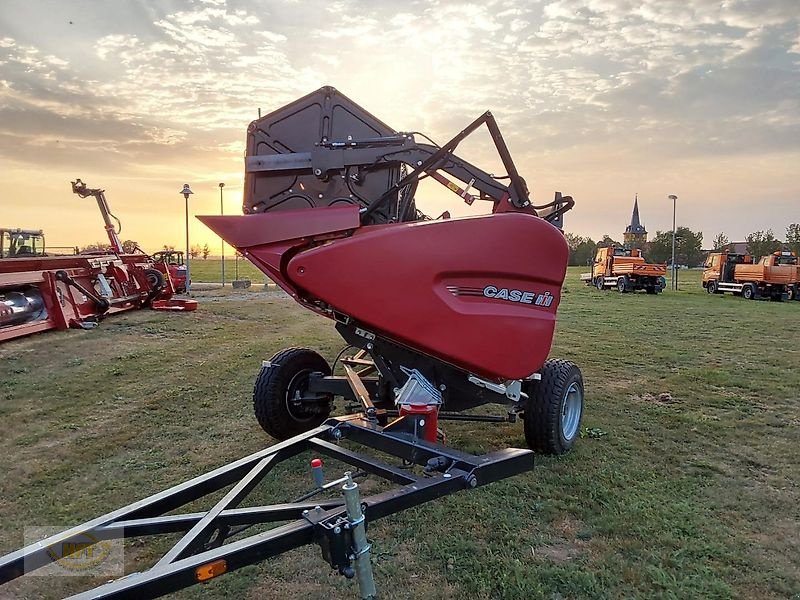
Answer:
xmin=0 ymin=228 xmax=45 ymax=259
xmin=703 ymin=252 xmax=751 ymax=286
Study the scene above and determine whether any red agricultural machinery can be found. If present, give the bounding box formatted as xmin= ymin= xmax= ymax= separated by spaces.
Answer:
xmin=150 ymin=250 xmax=189 ymax=293
xmin=0 ymin=87 xmax=581 ymax=599
xmin=0 ymin=180 xmax=196 ymax=343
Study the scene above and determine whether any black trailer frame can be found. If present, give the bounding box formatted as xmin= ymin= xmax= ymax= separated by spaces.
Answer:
xmin=0 ymin=415 xmax=533 ymax=599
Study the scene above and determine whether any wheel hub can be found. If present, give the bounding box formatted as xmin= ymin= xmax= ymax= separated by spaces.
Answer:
xmin=561 ymin=382 xmax=582 ymax=441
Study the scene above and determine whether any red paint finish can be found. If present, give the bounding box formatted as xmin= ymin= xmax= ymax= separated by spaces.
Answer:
xmin=198 ymin=205 xmax=360 ymax=249
xmin=287 ymin=213 xmax=568 ymax=381
xmin=397 ymin=404 xmax=440 ymax=443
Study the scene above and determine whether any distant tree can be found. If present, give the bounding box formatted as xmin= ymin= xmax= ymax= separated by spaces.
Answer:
xmin=597 ymin=235 xmax=621 ymax=248
xmin=746 ymin=229 xmax=782 ymax=261
xmin=189 ymin=244 xmax=201 ymax=259
xmin=647 ymin=231 xmax=672 ymax=263
xmin=564 ymin=234 xmax=597 ymax=267
xmin=786 ymin=223 xmax=800 ymax=255
xmin=81 ymin=241 xmax=112 ymax=253
xmin=646 ymin=227 xmax=703 ymax=266
xmin=712 ymin=232 xmax=729 ymax=250
xmin=202 ymin=243 xmax=210 ymax=260
xmin=121 ymin=239 xmax=140 ymax=254
xmin=676 ymin=227 xmax=704 ymax=267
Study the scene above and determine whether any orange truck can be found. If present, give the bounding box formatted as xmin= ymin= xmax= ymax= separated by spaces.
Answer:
xmin=580 ymin=246 xmax=667 ymax=294
xmin=703 ymin=251 xmax=799 ymax=301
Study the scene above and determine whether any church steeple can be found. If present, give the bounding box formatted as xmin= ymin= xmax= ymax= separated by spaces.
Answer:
xmin=630 ymin=195 xmax=642 ymax=230
xmin=623 ymin=194 xmax=648 ymax=249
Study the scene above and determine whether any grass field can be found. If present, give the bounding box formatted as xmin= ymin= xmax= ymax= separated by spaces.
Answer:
xmin=187 ymin=258 xmax=267 ymax=284
xmin=1 ymin=267 xmax=799 ymax=599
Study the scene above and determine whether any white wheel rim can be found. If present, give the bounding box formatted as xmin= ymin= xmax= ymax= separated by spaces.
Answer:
xmin=561 ymin=382 xmax=582 ymax=441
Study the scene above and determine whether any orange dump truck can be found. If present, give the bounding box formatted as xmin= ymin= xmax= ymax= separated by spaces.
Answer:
xmin=703 ymin=251 xmax=799 ymax=301
xmin=580 ymin=246 xmax=667 ymax=294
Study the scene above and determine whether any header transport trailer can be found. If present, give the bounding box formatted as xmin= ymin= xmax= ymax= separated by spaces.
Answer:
xmin=1 ymin=86 xmax=583 ymax=599
xmin=581 ymin=245 xmax=667 ymax=294
xmin=0 ymin=180 xmax=196 ymax=342
xmin=703 ymin=251 xmax=799 ymax=301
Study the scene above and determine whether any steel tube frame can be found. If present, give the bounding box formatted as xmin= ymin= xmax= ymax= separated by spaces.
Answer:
xmin=0 ymin=417 xmax=533 ymax=600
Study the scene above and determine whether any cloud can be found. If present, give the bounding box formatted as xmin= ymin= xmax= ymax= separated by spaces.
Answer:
xmin=0 ymin=0 xmax=797 ymax=246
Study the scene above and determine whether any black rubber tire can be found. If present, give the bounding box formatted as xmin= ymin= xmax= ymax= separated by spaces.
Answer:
xmin=743 ymin=284 xmax=755 ymax=300
xmin=787 ymin=285 xmax=797 ymax=301
xmin=144 ymin=268 xmax=165 ymax=291
xmin=646 ymin=286 xmax=656 ymax=295
xmin=253 ymin=348 xmax=333 ymax=440
xmin=617 ymin=277 xmax=627 ymax=293
xmin=595 ymin=277 xmax=604 ymax=291
xmin=523 ymin=359 xmax=584 ymax=455
xmin=706 ymin=281 xmax=717 ymax=294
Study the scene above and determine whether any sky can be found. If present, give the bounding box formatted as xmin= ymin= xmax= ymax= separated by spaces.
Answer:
xmin=1 ymin=0 xmax=798 ymax=252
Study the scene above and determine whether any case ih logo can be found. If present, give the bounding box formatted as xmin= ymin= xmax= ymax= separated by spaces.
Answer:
xmin=446 ymin=285 xmax=554 ymax=308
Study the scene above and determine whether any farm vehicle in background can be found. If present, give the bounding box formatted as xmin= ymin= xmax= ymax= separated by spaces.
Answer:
xmin=703 ymin=251 xmax=799 ymax=301
xmin=0 ymin=228 xmax=79 ymax=258
xmin=151 ymin=250 xmax=189 ymax=293
xmin=581 ymin=245 xmax=667 ymax=293
xmin=0 ymin=180 xmax=196 ymax=343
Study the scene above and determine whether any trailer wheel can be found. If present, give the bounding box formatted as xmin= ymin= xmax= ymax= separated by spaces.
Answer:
xmin=253 ymin=348 xmax=333 ymax=441
xmin=743 ymin=284 xmax=756 ymax=300
xmin=523 ymin=360 xmax=584 ymax=455
xmin=788 ymin=285 xmax=797 ymax=301
xmin=617 ymin=277 xmax=628 ymax=293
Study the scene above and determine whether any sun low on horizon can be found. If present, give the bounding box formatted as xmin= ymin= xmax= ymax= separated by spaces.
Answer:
xmin=1 ymin=0 xmax=798 ymax=253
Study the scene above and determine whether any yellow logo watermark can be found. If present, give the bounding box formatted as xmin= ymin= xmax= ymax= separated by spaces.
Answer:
xmin=24 ymin=527 xmax=124 ymax=577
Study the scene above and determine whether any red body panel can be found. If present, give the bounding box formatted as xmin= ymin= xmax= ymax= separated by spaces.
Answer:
xmin=286 ymin=214 xmax=567 ymax=381
xmin=201 ymin=207 xmax=569 ymax=381
xmin=198 ymin=206 xmax=361 ymax=296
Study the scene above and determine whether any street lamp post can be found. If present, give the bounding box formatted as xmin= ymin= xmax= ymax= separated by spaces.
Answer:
xmin=219 ymin=182 xmax=225 ymax=287
xmin=668 ymin=194 xmax=678 ymax=291
xmin=180 ymin=184 xmax=193 ymax=294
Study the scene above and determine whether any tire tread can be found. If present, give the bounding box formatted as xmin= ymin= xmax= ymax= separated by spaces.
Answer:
xmin=524 ymin=359 xmax=583 ymax=455
xmin=253 ymin=347 xmax=331 ymax=441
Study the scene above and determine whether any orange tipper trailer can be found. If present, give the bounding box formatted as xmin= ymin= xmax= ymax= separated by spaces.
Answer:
xmin=580 ymin=245 xmax=667 ymax=294
xmin=703 ymin=250 xmax=799 ymax=301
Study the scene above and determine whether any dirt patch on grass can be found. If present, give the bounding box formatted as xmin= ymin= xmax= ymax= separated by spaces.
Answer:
xmin=631 ymin=391 xmax=681 ymax=406
xmin=533 ymin=539 xmax=584 ymax=562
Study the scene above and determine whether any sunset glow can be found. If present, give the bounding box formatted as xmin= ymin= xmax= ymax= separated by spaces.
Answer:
xmin=1 ymin=0 xmax=798 ymax=251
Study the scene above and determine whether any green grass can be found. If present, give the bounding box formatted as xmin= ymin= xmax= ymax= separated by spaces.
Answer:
xmin=187 ymin=258 xmax=266 ymax=283
xmin=1 ymin=268 xmax=798 ymax=599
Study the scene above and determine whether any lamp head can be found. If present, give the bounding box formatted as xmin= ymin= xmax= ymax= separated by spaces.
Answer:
xmin=219 ymin=182 xmax=225 ymax=189
xmin=180 ymin=184 xmax=193 ymax=200
xmin=667 ymin=194 xmax=677 ymax=201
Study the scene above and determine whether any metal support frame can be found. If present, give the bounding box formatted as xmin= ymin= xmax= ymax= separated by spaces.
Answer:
xmin=244 ymin=112 xmax=573 ymax=227
xmin=0 ymin=417 xmax=533 ymax=600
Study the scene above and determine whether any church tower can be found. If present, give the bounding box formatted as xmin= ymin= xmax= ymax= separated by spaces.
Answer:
xmin=623 ymin=195 xmax=648 ymax=249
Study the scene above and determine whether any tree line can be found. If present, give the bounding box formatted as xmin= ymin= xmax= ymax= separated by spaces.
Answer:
xmin=566 ymin=223 xmax=800 ymax=267
xmin=80 ymin=241 xmax=213 ymax=259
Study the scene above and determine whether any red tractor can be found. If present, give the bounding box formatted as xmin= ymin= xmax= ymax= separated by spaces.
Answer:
xmin=151 ymin=250 xmax=188 ymax=293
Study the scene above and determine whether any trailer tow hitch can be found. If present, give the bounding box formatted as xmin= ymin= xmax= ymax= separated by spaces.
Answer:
xmin=0 ymin=415 xmax=533 ymax=599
